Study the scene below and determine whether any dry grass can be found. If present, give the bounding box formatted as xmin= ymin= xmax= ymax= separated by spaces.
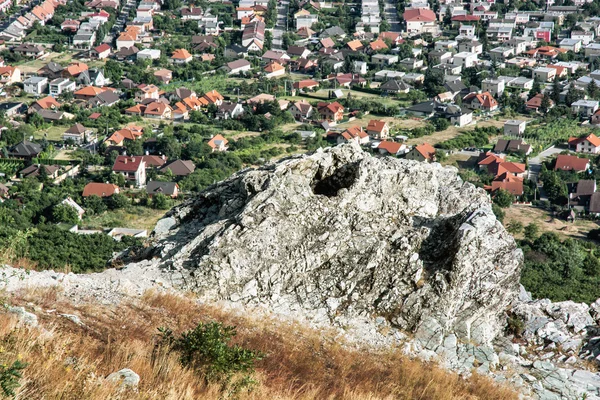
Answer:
xmin=505 ymin=205 xmax=600 ymax=240
xmin=1 ymin=289 xmax=519 ymax=400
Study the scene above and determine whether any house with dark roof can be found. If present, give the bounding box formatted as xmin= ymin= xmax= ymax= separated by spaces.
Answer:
xmin=216 ymin=102 xmax=244 ymax=119
xmin=494 ymin=139 xmax=532 ymax=155
xmin=8 ymin=140 xmax=42 ymax=160
xmin=63 ymin=123 xmax=93 ymax=143
xmin=146 ymin=181 xmax=179 ymax=198
xmin=160 ymin=159 xmax=196 ymax=177
xmin=569 ymin=180 xmax=596 ymax=210
xmin=380 ymin=79 xmax=411 ymax=94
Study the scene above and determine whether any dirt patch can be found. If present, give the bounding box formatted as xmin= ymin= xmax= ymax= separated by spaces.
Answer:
xmin=504 ymin=205 xmax=599 ymax=240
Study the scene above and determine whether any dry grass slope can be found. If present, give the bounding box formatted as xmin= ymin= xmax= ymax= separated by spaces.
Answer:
xmin=0 ymin=288 xmax=519 ymax=400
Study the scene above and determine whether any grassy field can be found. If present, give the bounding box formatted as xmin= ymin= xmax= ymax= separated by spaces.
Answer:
xmin=33 ymin=125 xmax=71 ymax=141
xmin=504 ymin=204 xmax=599 ymax=240
xmin=81 ymin=206 xmax=170 ymax=231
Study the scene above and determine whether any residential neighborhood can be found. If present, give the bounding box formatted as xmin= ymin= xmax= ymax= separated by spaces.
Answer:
xmin=2 ymin=0 xmax=600 ymax=251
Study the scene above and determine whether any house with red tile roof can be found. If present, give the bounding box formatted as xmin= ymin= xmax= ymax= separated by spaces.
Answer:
xmin=406 ymin=143 xmax=437 ymax=162
xmin=489 ymin=173 xmax=524 ymax=196
xmin=264 ymin=61 xmax=285 ymax=78
xmin=202 ymin=89 xmax=224 ymax=106
xmin=568 ymin=133 xmax=600 ymax=154
xmin=144 ymin=102 xmax=172 ymax=119
xmin=403 ymin=8 xmax=438 ymax=35
xmin=171 ymin=48 xmax=192 ymax=64
xmin=462 ymin=91 xmax=498 ymax=112
xmin=112 ymin=155 xmax=146 ymax=187
xmin=338 ymin=126 xmax=369 ymax=145
xmin=377 ymin=140 xmax=404 ymax=156
xmin=293 ymin=79 xmax=319 ymax=91
xmin=289 ymin=100 xmax=313 ymax=121
xmin=554 ymin=154 xmax=590 ymax=172
xmin=29 ymin=96 xmax=60 ymax=113
xmin=91 ymin=43 xmax=111 ymax=59
xmin=525 ymin=93 xmax=553 ymax=112
xmin=317 ymin=101 xmax=344 ymax=122
xmin=366 ymin=120 xmax=390 ymax=140
xmin=207 ymin=134 xmax=228 ymax=152
xmin=83 ymin=182 xmax=120 ymax=197
xmin=74 ymin=86 xmax=107 ymax=100
xmin=346 ymin=39 xmax=364 ymax=52
xmin=369 ymin=39 xmax=388 ymax=52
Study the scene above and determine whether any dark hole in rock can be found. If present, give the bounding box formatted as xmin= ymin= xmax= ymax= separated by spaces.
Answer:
xmin=312 ymin=162 xmax=360 ymax=197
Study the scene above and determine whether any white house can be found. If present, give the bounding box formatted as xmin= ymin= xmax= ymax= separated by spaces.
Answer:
xmin=49 ymin=78 xmax=75 ymax=96
xmin=572 ymin=99 xmax=599 ymax=118
xmin=559 ymin=38 xmax=582 ymax=53
xmin=23 ymin=76 xmax=48 ymax=96
xmin=504 ymin=120 xmax=527 ymax=136
xmin=137 ymin=49 xmax=161 ymax=60
xmin=452 ymin=52 xmax=477 ymax=68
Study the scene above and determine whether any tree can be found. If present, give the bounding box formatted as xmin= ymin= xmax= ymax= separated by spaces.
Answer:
xmin=151 ymin=193 xmax=171 ymax=209
xmin=524 ymin=223 xmax=539 ymax=241
xmin=550 ymin=77 xmax=561 ymax=103
xmin=507 ymin=221 xmax=523 ymax=234
xmin=84 ymin=195 xmax=107 ymax=215
xmin=431 ymin=117 xmax=450 ymax=132
xmin=540 ymin=94 xmax=551 ymax=113
xmin=529 ymin=77 xmax=542 ymax=98
xmin=52 ymin=204 xmax=80 ymax=224
xmin=493 ymin=189 xmax=513 ymax=208
xmin=588 ymin=79 xmax=600 ymax=99
xmin=107 ymin=193 xmax=130 ymax=209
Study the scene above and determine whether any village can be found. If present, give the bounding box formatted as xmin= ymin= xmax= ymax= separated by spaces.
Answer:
xmin=2 ymin=0 xmax=600 ymax=250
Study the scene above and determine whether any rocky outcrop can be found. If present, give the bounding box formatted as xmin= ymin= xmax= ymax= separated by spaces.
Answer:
xmin=142 ymin=143 xmax=522 ymax=346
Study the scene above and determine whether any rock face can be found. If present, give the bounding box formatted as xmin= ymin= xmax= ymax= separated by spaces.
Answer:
xmin=143 ymin=143 xmax=522 ymax=345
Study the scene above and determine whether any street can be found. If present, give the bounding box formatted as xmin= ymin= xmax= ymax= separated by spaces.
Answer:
xmin=383 ymin=0 xmax=400 ymax=31
xmin=272 ymin=0 xmax=289 ymax=49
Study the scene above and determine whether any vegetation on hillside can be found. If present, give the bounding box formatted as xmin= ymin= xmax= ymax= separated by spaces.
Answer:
xmin=0 ymin=289 xmax=519 ymax=400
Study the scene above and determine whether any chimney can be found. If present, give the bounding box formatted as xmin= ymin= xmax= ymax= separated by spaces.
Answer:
xmin=124 ymin=158 xmax=127 ymax=164
xmin=161 ymin=154 xmax=166 ymax=160
xmin=131 ymin=158 xmax=135 ymax=162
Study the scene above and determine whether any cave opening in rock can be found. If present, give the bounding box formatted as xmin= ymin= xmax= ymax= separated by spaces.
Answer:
xmin=312 ymin=162 xmax=360 ymax=197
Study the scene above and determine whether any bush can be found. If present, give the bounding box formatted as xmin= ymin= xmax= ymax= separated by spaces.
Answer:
xmin=0 ymin=360 xmax=26 ymax=397
xmin=151 ymin=193 xmax=172 ymax=210
xmin=492 ymin=204 xmax=504 ymax=223
xmin=506 ymin=315 xmax=525 ymax=338
xmin=158 ymin=322 xmax=263 ymax=395
xmin=493 ymin=189 xmax=513 ymax=208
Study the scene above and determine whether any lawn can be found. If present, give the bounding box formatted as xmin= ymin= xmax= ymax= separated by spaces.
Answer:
xmin=81 ymin=206 xmax=171 ymax=231
xmin=33 ymin=125 xmax=71 ymax=141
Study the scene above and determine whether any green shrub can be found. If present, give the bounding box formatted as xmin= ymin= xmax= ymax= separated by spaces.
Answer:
xmin=0 ymin=360 xmax=26 ymax=397
xmin=158 ymin=322 xmax=263 ymax=396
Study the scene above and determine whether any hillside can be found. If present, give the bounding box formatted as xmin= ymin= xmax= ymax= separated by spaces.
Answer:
xmin=1 ymin=288 xmax=518 ymax=400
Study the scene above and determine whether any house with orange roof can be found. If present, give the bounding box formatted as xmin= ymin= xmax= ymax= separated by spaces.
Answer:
xmin=346 ymin=39 xmax=364 ymax=52
xmin=366 ymin=119 xmax=390 ymax=140
xmin=202 ymin=89 xmax=224 ymax=106
xmin=135 ymin=84 xmax=160 ymax=101
xmin=74 ymin=86 xmax=107 ymax=100
xmin=172 ymin=101 xmax=189 ymax=121
xmin=171 ymin=48 xmax=192 ymax=64
xmin=153 ymin=68 xmax=172 ymax=84
xmin=338 ymin=126 xmax=369 ymax=145
xmin=83 ymin=182 xmax=119 ymax=197
xmin=264 ymin=61 xmax=285 ymax=78
xmin=116 ymin=31 xmax=137 ymax=49
xmin=207 ymin=134 xmax=228 ymax=152
xmin=568 ymin=133 xmax=600 ymax=154
xmin=406 ymin=143 xmax=436 ymax=162
xmin=0 ymin=66 xmax=20 ymax=86
xmin=29 ymin=96 xmax=60 ymax=113
xmin=63 ymin=62 xmax=88 ymax=78
xmin=462 ymin=91 xmax=498 ymax=112
xmin=317 ymin=101 xmax=344 ymax=122
xmin=125 ymin=104 xmax=146 ymax=117
xmin=377 ymin=140 xmax=405 ymax=156
xmin=292 ymin=79 xmax=319 ymax=91
xmin=369 ymin=39 xmax=388 ymax=52
xmin=489 ymin=173 xmax=524 ymax=196
xmin=144 ymin=102 xmax=172 ymax=119
xmin=403 ymin=8 xmax=438 ymax=35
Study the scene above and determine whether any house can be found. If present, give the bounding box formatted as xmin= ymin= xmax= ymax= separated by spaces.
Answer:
xmin=406 ymin=143 xmax=436 ymax=162
xmin=18 ymin=164 xmax=60 ymax=179
xmin=8 ymin=140 xmax=42 ymax=160
xmin=90 ymin=43 xmax=111 ymax=59
xmin=89 ymin=90 xmax=120 ymax=108
xmin=0 ymin=66 xmax=20 ymax=86
xmin=13 ymin=43 xmax=45 ymax=58
xmin=224 ymin=59 xmax=252 ymax=75
xmin=481 ymin=78 xmax=505 ymax=97
xmin=49 ymin=78 xmax=75 ymax=96
xmin=146 ymin=181 xmax=179 ymax=198
xmin=366 ymin=120 xmax=390 ymax=139
xmin=504 ymin=120 xmax=526 ymax=136
xmin=29 ymin=95 xmax=60 ymax=113
xmin=144 ymin=102 xmax=172 ymax=119
xmin=569 ymin=180 xmax=596 ymax=209
xmin=63 ymin=62 xmax=89 ymax=78
xmin=286 ymin=46 xmax=311 ymax=59
xmin=403 ymin=8 xmax=438 ymax=36
xmin=452 ymin=52 xmax=478 ymax=68
xmin=171 ymin=48 xmax=192 ymax=64
xmin=23 ymin=76 xmax=48 ymax=95
xmin=112 ymin=155 xmax=147 ymax=187
xmin=216 ymin=102 xmax=244 ymax=119
xmin=37 ymin=62 xmax=64 ymax=79
xmin=74 ymin=86 xmax=106 ymax=101
xmin=525 ymin=93 xmax=553 ymax=112
xmin=82 ymin=182 xmax=120 ymax=197
xmin=490 ymin=174 xmax=524 ymax=196
xmin=372 ymin=54 xmax=399 ymax=66
xmin=115 ymin=46 xmax=139 ymax=61
xmin=207 ymin=134 xmax=228 ymax=152
xmin=317 ymin=101 xmax=344 ymax=123
xmin=377 ymin=140 xmax=405 ymax=156
xmin=289 ymin=100 xmax=313 ymax=121
xmin=160 ymin=159 xmax=196 ymax=177
xmin=116 ymin=32 xmax=137 ymax=49
xmin=202 ymin=90 xmax=224 ymax=106
xmin=568 ymin=134 xmax=600 ymax=154
xmin=559 ymin=38 xmax=582 ymax=53
xmin=380 ymin=79 xmax=411 ymax=94
xmin=77 ymin=69 xmax=108 ymax=87
xmin=337 ymin=126 xmax=369 ymax=145
xmin=293 ymin=79 xmax=319 ymax=92
xmin=264 ymin=61 xmax=285 ymax=78
xmin=554 ymin=154 xmax=590 ymax=172
xmin=137 ymin=49 xmax=161 ymax=60
xmin=493 ymin=139 xmax=532 ymax=155
xmin=571 ymin=100 xmax=599 ymax=118
xmin=63 ymin=123 xmax=93 ymax=143
xmin=0 ymin=102 xmax=26 ymax=117
xmin=462 ymin=92 xmax=498 ymax=112
xmin=532 ymin=67 xmax=556 ymax=82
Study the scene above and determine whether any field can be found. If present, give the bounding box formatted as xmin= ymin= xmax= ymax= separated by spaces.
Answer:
xmin=81 ymin=206 xmax=170 ymax=231
xmin=504 ymin=204 xmax=599 ymax=240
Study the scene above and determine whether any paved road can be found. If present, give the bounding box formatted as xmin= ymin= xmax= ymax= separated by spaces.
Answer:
xmin=272 ymin=0 xmax=289 ymax=49
xmin=383 ymin=0 xmax=400 ymax=32
xmin=527 ymin=145 xmax=564 ymax=183
xmin=107 ymin=0 xmax=137 ymax=43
